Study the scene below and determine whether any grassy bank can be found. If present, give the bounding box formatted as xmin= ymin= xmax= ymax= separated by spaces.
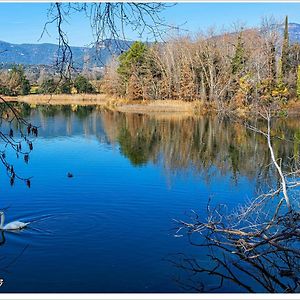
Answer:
xmin=5 ymin=94 xmax=197 ymax=115
xmin=15 ymin=94 xmax=109 ymax=106
xmin=3 ymin=93 xmax=300 ymax=117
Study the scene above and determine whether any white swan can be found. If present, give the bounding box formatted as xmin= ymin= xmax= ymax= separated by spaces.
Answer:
xmin=0 ymin=211 xmax=30 ymax=231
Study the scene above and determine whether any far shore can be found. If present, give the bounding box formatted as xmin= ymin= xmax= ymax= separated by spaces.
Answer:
xmin=3 ymin=94 xmax=300 ymax=117
xmin=9 ymin=94 xmax=110 ymax=106
xmin=4 ymin=94 xmax=197 ymax=115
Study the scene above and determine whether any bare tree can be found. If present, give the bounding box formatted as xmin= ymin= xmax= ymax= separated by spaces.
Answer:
xmin=42 ymin=2 xmax=176 ymax=80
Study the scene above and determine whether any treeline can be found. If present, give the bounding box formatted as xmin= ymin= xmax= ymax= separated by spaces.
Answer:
xmin=102 ymin=16 xmax=300 ymax=107
xmin=0 ymin=67 xmax=98 ymax=96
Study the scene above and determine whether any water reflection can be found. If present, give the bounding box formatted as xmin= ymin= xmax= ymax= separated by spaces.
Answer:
xmin=0 ymin=229 xmax=30 ymax=278
xmin=1 ymin=102 xmax=300 ymax=292
xmin=168 ymin=212 xmax=300 ymax=293
xmin=167 ymin=249 xmax=300 ymax=292
xmin=11 ymin=103 xmax=300 ymax=186
xmin=0 ymin=231 xmax=5 ymax=245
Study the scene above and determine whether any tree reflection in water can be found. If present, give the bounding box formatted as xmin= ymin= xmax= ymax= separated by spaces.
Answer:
xmin=169 ymin=113 xmax=300 ymax=293
xmin=14 ymin=103 xmax=300 ymax=186
xmin=10 ymin=103 xmax=300 ymax=292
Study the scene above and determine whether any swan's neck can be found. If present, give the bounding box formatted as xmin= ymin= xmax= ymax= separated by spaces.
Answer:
xmin=0 ymin=213 xmax=4 ymax=229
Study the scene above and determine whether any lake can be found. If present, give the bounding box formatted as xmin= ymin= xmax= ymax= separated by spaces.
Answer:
xmin=0 ymin=104 xmax=299 ymax=293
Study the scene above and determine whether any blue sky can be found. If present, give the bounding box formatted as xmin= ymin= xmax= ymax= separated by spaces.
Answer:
xmin=0 ymin=2 xmax=299 ymax=46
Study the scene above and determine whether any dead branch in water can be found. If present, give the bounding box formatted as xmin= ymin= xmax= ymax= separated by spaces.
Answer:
xmin=173 ymin=109 xmax=300 ymax=292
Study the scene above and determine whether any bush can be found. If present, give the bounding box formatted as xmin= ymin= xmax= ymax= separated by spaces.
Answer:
xmin=74 ymin=75 xmax=95 ymax=93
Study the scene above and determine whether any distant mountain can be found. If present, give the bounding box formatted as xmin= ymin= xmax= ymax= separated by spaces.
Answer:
xmin=0 ymin=39 xmax=132 ymax=69
xmin=0 ymin=23 xmax=300 ymax=69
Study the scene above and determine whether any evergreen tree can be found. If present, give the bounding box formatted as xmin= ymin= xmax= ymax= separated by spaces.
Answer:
xmin=117 ymin=41 xmax=148 ymax=80
xmin=117 ymin=41 xmax=148 ymax=96
xmin=231 ymin=32 xmax=246 ymax=75
xmin=281 ymin=16 xmax=290 ymax=78
xmin=74 ymin=75 xmax=95 ymax=93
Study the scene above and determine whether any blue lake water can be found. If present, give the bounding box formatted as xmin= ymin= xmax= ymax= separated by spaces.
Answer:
xmin=0 ymin=105 xmax=297 ymax=292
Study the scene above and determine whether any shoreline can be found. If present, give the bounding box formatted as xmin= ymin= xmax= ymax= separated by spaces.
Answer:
xmin=5 ymin=94 xmax=197 ymax=115
xmin=12 ymin=94 xmax=110 ymax=106
xmin=3 ymin=94 xmax=300 ymax=117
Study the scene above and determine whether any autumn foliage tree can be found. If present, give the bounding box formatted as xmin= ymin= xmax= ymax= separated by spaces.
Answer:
xmin=297 ymin=65 xmax=300 ymax=99
xmin=101 ymin=16 xmax=300 ymax=107
xmin=179 ymin=59 xmax=196 ymax=101
xmin=0 ymin=65 xmax=31 ymax=96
